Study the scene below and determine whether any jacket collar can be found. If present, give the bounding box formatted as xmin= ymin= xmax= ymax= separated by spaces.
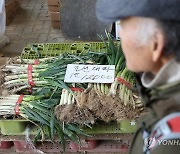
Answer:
xmin=141 ymin=59 xmax=180 ymax=88
xmin=135 ymin=73 xmax=180 ymax=108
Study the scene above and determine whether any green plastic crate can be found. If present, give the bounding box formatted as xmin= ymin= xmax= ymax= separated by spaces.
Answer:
xmin=83 ymin=121 xmax=137 ymax=134
xmin=0 ymin=118 xmax=137 ymax=135
xmin=0 ymin=119 xmax=29 ymax=135
xmin=21 ymin=42 xmax=107 ymax=59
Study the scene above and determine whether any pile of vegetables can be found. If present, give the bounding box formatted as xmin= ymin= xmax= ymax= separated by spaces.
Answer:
xmin=54 ymin=33 xmax=144 ymax=123
xmin=0 ymin=91 xmax=88 ymax=151
xmin=0 ymin=32 xmax=144 ymax=150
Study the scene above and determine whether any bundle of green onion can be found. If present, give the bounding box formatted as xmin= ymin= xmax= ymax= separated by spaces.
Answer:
xmin=0 ymin=95 xmax=42 ymax=116
xmin=2 ymin=52 xmax=107 ymax=94
xmin=93 ymin=32 xmax=142 ymax=108
xmin=0 ymin=33 xmax=146 ymax=151
xmin=0 ymin=92 xmax=88 ymax=150
xmin=0 ymin=33 xmax=145 ymax=150
xmin=2 ymin=33 xmax=143 ymax=107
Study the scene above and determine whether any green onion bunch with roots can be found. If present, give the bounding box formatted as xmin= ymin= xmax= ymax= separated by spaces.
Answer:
xmin=94 ymin=31 xmax=143 ymax=108
xmin=0 ymin=33 xmax=145 ymax=149
xmin=55 ymin=32 xmax=144 ymax=124
xmin=0 ymin=91 xmax=88 ymax=151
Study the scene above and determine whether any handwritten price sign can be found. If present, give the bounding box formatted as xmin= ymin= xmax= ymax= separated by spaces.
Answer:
xmin=64 ymin=64 xmax=115 ymax=83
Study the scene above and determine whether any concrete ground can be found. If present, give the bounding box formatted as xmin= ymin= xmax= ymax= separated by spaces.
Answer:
xmin=1 ymin=0 xmax=73 ymax=57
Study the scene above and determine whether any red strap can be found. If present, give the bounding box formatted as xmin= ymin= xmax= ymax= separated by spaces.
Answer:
xmin=168 ymin=117 xmax=180 ymax=133
xmin=28 ymin=65 xmax=35 ymax=87
xmin=34 ymin=59 xmax=39 ymax=65
xmin=117 ymin=77 xmax=132 ymax=88
xmin=14 ymin=95 xmax=24 ymax=115
xmin=70 ymin=87 xmax=84 ymax=92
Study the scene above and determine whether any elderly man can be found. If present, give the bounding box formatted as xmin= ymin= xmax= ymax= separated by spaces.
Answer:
xmin=96 ymin=0 xmax=180 ymax=154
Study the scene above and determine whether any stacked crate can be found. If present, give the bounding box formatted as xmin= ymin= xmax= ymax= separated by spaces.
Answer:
xmin=47 ymin=0 xmax=61 ymax=28
xmin=0 ymin=120 xmax=133 ymax=153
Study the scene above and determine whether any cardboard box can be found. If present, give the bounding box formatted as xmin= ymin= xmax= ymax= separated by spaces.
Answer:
xmin=5 ymin=0 xmax=20 ymax=25
xmin=50 ymin=12 xmax=60 ymax=28
xmin=47 ymin=0 xmax=60 ymax=12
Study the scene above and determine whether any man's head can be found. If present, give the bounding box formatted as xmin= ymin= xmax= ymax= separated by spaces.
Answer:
xmin=96 ymin=0 xmax=180 ymax=74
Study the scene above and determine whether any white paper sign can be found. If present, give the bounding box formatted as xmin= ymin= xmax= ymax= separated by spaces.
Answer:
xmin=64 ymin=64 xmax=115 ymax=83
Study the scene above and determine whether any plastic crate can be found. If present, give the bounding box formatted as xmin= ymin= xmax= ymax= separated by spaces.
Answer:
xmin=0 ymin=119 xmax=29 ymax=135
xmin=0 ymin=119 xmax=136 ymax=136
xmin=0 ymin=141 xmax=13 ymax=150
xmin=0 ymin=117 xmax=137 ymax=136
xmin=83 ymin=121 xmax=137 ymax=134
xmin=0 ymin=118 xmax=52 ymax=136
xmin=21 ymin=42 xmax=107 ymax=59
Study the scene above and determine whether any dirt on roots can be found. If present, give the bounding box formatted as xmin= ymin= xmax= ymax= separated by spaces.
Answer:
xmin=55 ymin=90 xmax=144 ymax=124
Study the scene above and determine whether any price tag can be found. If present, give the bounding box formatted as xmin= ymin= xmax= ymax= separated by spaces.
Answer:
xmin=64 ymin=64 xmax=115 ymax=83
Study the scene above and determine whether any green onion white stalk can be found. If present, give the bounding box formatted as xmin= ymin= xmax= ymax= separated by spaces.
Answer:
xmin=0 ymin=95 xmax=43 ymax=115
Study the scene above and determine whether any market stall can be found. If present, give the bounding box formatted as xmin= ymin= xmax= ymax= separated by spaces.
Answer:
xmin=0 ymin=32 xmax=146 ymax=153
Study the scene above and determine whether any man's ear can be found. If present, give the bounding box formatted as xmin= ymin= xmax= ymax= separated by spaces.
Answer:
xmin=151 ymin=30 xmax=165 ymax=62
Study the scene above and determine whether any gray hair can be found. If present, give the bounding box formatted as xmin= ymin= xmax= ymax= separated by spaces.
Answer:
xmin=136 ymin=18 xmax=180 ymax=61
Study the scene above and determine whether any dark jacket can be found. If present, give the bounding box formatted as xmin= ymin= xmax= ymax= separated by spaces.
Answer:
xmin=129 ymin=75 xmax=180 ymax=154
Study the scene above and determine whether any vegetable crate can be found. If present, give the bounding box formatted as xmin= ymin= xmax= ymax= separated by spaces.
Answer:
xmin=0 ymin=118 xmax=137 ymax=135
xmin=0 ymin=119 xmax=29 ymax=135
xmin=21 ymin=42 xmax=107 ymax=59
